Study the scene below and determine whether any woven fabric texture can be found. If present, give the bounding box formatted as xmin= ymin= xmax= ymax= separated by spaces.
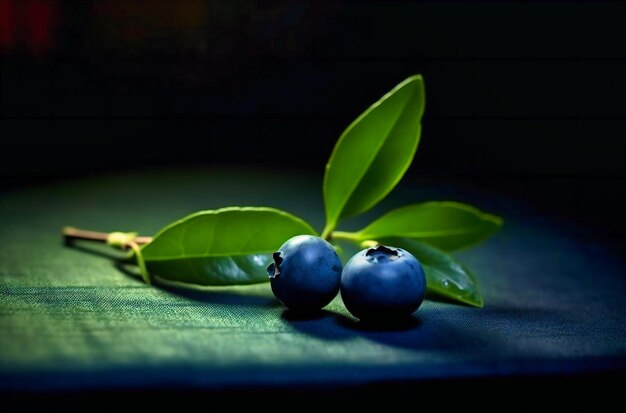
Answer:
xmin=1 ymin=169 xmax=624 ymax=390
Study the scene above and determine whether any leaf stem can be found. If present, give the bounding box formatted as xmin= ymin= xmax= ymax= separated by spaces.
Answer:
xmin=62 ymin=226 xmax=152 ymax=247
xmin=321 ymin=224 xmax=335 ymax=241
xmin=331 ymin=231 xmax=361 ymax=242
xmin=127 ymin=240 xmax=151 ymax=285
xmin=63 ymin=227 xmax=153 ymax=285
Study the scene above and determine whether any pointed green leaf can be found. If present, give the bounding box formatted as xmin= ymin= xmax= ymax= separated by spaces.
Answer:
xmin=353 ymin=201 xmax=502 ymax=251
xmin=377 ymin=237 xmax=484 ymax=307
xmin=141 ymin=207 xmax=316 ymax=285
xmin=323 ymin=75 xmax=425 ymax=233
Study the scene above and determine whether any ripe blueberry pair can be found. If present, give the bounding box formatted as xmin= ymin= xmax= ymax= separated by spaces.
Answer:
xmin=267 ymin=235 xmax=426 ymax=320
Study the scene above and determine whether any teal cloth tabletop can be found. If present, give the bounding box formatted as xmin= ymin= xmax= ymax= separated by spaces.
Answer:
xmin=1 ymin=167 xmax=625 ymax=390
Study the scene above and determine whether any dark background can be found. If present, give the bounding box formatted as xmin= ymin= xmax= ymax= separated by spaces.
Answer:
xmin=1 ymin=0 xmax=624 ymax=187
xmin=1 ymin=0 xmax=626 ymax=240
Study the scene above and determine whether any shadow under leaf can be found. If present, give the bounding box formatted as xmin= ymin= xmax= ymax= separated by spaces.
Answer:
xmin=113 ymin=260 xmax=278 ymax=308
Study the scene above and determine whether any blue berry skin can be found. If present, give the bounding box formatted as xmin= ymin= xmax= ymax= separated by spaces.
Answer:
xmin=267 ymin=235 xmax=342 ymax=311
xmin=341 ymin=245 xmax=426 ymax=320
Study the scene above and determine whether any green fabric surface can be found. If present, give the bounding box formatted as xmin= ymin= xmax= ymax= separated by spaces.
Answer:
xmin=1 ymin=168 xmax=625 ymax=390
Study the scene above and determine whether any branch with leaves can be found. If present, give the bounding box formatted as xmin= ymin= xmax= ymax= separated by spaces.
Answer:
xmin=64 ymin=75 xmax=502 ymax=307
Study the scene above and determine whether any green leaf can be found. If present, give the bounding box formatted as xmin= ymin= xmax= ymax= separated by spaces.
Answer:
xmin=141 ymin=207 xmax=316 ymax=285
xmin=377 ymin=237 xmax=484 ymax=307
xmin=352 ymin=201 xmax=502 ymax=251
xmin=322 ymin=75 xmax=425 ymax=235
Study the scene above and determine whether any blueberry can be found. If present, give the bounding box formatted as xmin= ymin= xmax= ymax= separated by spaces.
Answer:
xmin=267 ymin=235 xmax=342 ymax=311
xmin=341 ymin=245 xmax=426 ymax=320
